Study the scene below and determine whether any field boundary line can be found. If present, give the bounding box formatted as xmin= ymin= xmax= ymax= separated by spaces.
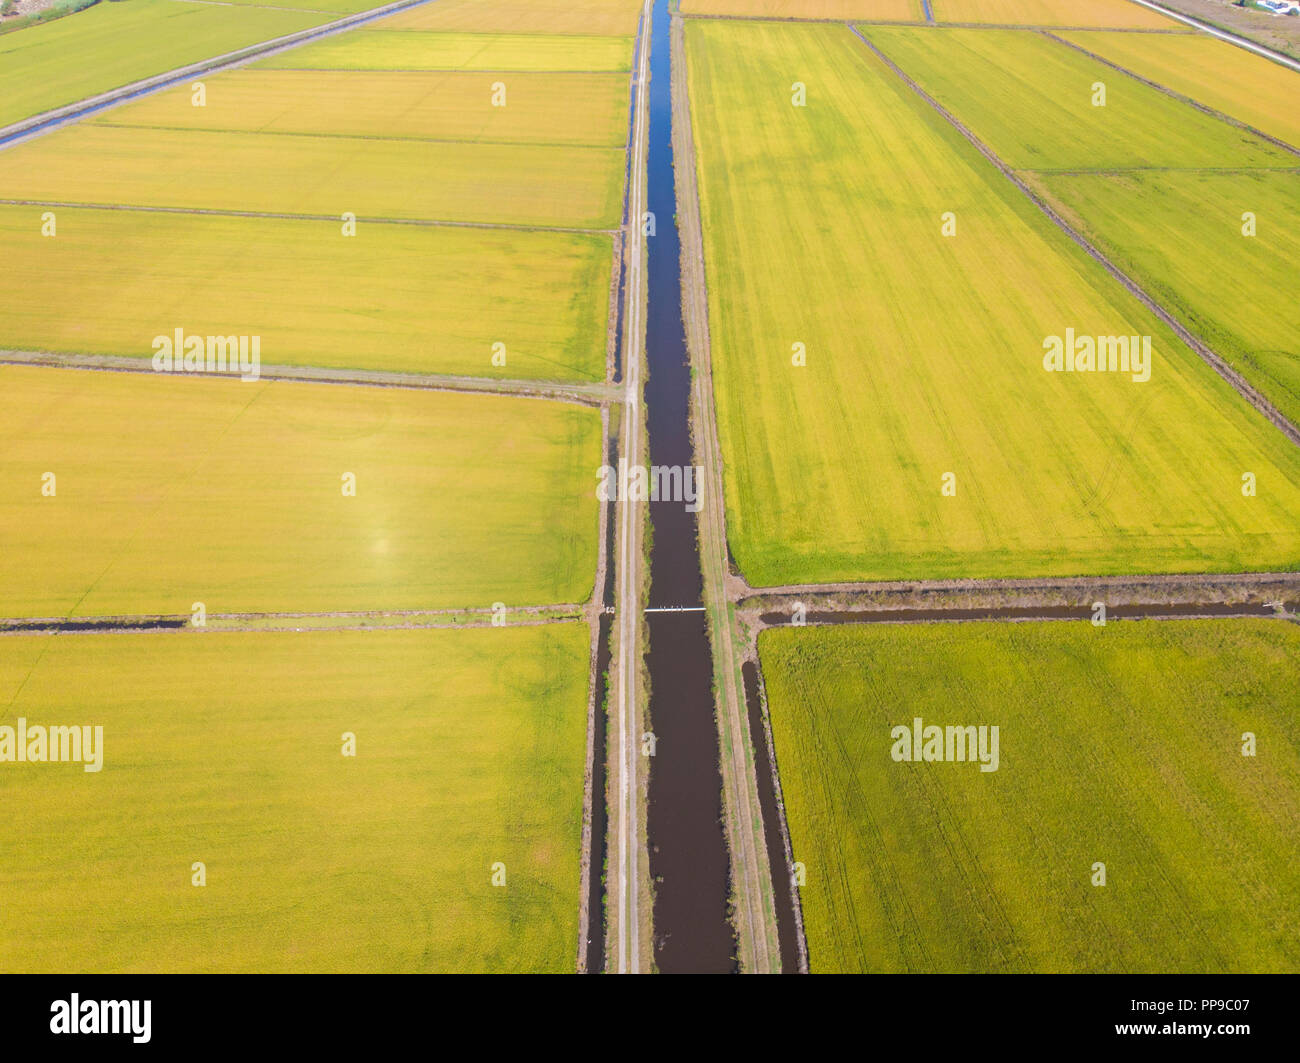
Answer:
xmin=0 ymin=350 xmax=616 ymax=407
xmin=672 ymin=13 xmax=779 ymax=974
xmin=849 ymin=24 xmax=1300 ymax=450
xmin=87 ymin=121 xmax=631 ymax=152
xmin=1022 ymin=165 xmax=1300 ymax=175
xmin=253 ymin=66 xmax=637 ymax=74
xmin=0 ymin=198 xmax=619 ymax=236
xmin=1042 ymin=30 xmax=1300 ymax=156
xmin=1125 ymin=0 xmax=1300 ymax=72
xmin=746 ymin=605 xmax=1296 ymax=630
xmin=0 ymin=606 xmax=589 ymax=636
xmin=0 ymin=0 xmax=443 ymax=150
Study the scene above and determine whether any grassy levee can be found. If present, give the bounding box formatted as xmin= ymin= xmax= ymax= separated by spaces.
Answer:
xmin=1055 ymin=30 xmax=1300 ymax=152
xmin=0 ymin=624 xmax=590 ymax=972
xmin=375 ymin=0 xmax=644 ymax=35
xmin=861 ymin=26 xmax=1295 ymax=171
xmin=90 ymin=69 xmax=632 ymax=146
xmin=0 ymin=366 xmax=601 ymax=617
xmin=256 ymin=28 xmax=634 ymax=71
xmin=760 ymin=619 xmax=1300 ymax=972
xmin=685 ymin=20 xmax=1300 ymax=586
xmin=0 ymin=206 xmax=612 ymax=381
xmin=0 ymin=0 xmax=334 ymax=128
xmin=1037 ymin=170 xmax=1300 ymax=431
xmin=931 ymin=0 xmax=1176 ymax=27
xmin=0 ymin=123 xmax=624 ymax=229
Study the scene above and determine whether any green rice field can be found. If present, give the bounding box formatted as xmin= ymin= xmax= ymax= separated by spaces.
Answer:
xmin=760 ymin=619 xmax=1300 ymax=972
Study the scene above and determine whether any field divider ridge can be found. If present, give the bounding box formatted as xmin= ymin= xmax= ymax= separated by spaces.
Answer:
xmin=0 ymin=604 xmax=591 ymax=637
xmin=0 ymin=198 xmax=619 ymax=236
xmin=0 ymin=350 xmax=618 ymax=407
xmin=848 ymin=23 xmax=1300 ymax=450
xmin=737 ymin=570 xmax=1300 ymax=616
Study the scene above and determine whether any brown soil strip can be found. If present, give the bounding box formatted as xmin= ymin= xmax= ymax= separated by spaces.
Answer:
xmin=850 ymin=24 xmax=1300 ymax=449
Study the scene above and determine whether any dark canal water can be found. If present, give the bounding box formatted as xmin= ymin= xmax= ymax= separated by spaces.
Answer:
xmin=641 ymin=0 xmax=737 ymax=973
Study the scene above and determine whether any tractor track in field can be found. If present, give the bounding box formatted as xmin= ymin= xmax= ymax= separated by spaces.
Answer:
xmin=0 ymin=349 xmax=617 ymax=407
xmin=849 ymin=24 xmax=1300 ymax=451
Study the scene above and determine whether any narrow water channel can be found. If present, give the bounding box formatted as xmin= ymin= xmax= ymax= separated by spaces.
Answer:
xmin=641 ymin=0 xmax=737 ymax=973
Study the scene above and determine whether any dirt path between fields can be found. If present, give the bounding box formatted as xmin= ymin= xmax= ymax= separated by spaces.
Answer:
xmin=0 ymin=604 xmax=588 ymax=636
xmin=850 ymin=24 xmax=1300 ymax=450
xmin=0 ymin=349 xmax=618 ymax=407
xmin=0 ymin=198 xmax=619 ymax=236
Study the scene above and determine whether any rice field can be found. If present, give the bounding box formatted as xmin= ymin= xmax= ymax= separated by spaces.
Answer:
xmin=376 ymin=0 xmax=644 ymax=36
xmin=0 ymin=0 xmax=633 ymax=980
xmin=0 ymin=623 xmax=591 ymax=973
xmin=863 ymin=27 xmax=1294 ymax=171
xmin=1056 ymin=29 xmax=1300 ymax=151
xmin=862 ymin=26 xmax=1300 ymax=441
xmin=257 ymin=28 xmax=635 ymax=71
xmin=685 ymin=20 xmax=1300 ymax=586
xmin=90 ymin=69 xmax=632 ymax=146
xmin=931 ymin=0 xmax=1177 ymax=27
xmin=1039 ymin=169 xmax=1300 ymax=429
xmin=0 ymin=124 xmax=625 ymax=229
xmin=760 ymin=619 xmax=1300 ymax=972
xmin=681 ymin=0 xmax=922 ymax=19
xmin=0 ymin=0 xmax=332 ymax=128
xmin=0 ymin=365 xmax=602 ymax=617
xmin=0 ymin=205 xmax=612 ymax=381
